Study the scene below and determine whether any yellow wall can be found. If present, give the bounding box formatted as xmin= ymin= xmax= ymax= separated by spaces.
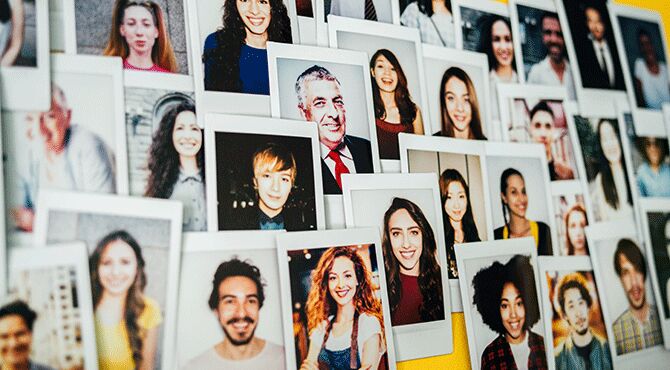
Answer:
xmin=397 ymin=0 xmax=669 ymax=368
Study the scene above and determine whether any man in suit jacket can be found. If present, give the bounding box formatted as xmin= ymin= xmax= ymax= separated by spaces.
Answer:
xmin=296 ymin=65 xmax=374 ymax=195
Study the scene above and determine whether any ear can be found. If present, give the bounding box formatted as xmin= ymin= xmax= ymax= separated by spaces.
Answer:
xmin=119 ymin=24 xmax=126 ymax=38
xmin=500 ymin=192 xmax=507 ymax=205
xmin=252 ymin=176 xmax=258 ymax=189
xmin=298 ymin=104 xmax=308 ymax=121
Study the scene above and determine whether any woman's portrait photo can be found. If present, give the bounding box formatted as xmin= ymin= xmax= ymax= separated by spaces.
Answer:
xmin=0 ymin=0 xmax=36 ymax=67
xmin=370 ymin=48 xmax=424 ymax=160
xmin=436 ymin=67 xmax=487 ymax=140
xmin=399 ymin=0 xmax=455 ymax=47
xmin=553 ymin=194 xmax=589 ymax=256
xmin=321 ymin=0 xmax=395 ymax=24
xmin=621 ymin=114 xmax=670 ymax=198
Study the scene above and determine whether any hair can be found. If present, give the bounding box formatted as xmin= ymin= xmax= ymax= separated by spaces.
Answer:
xmin=596 ymin=119 xmax=632 ymax=210
xmin=564 ymin=203 xmax=589 ymax=255
xmin=295 ymin=65 xmax=341 ymax=110
xmin=439 ymin=169 xmax=481 ymax=243
xmin=636 ymin=136 xmax=669 ymax=164
xmin=370 ymin=49 xmax=418 ymax=127
xmin=382 ymin=198 xmax=445 ymax=322
xmin=104 ymin=0 xmax=177 ymax=72
xmin=556 ymin=273 xmax=592 ymax=315
xmin=90 ymin=230 xmax=147 ymax=366
xmin=51 ymin=83 xmax=70 ymax=112
xmin=529 ymin=101 xmax=554 ymax=123
xmin=499 ymin=167 xmax=524 ymax=229
xmin=252 ymin=142 xmax=297 ymax=183
xmin=479 ymin=15 xmax=516 ymax=73
xmin=472 ymin=255 xmax=540 ymax=336
xmin=208 ymin=258 xmax=266 ymax=310
xmin=613 ymin=238 xmax=647 ymax=280
xmin=439 ymin=67 xmax=485 ymax=139
xmin=203 ymin=0 xmax=292 ymax=91
xmin=416 ymin=0 xmax=451 ymax=17
xmin=305 ymin=247 xmax=384 ymax=336
xmin=0 ymin=300 xmax=38 ymax=331
xmin=145 ymin=99 xmax=203 ymax=198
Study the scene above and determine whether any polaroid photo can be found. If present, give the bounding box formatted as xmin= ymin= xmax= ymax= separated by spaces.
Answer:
xmin=297 ymin=0 xmax=316 ymax=45
xmin=0 ymin=119 xmax=5 ymax=293
xmin=538 ymin=256 xmax=614 ymax=370
xmin=176 ymin=231 xmax=288 ymax=369
xmin=422 ymin=45 xmax=492 ymax=140
xmin=48 ymin=0 xmax=68 ymax=52
xmin=204 ymin=113 xmax=325 ymax=232
xmin=341 ymin=173 xmax=452 ymax=360
xmin=555 ymin=0 xmax=628 ymax=110
xmin=328 ymin=16 xmax=431 ymax=169
xmin=276 ymin=228 xmax=397 ymax=369
xmin=455 ymin=237 xmax=550 ymax=369
xmin=497 ymin=84 xmax=579 ymax=184
xmin=550 ymin=181 xmax=590 ymax=257
xmin=7 ymin=243 xmax=98 ymax=370
xmin=32 ymin=190 xmax=183 ymax=370
xmin=397 ymin=0 xmax=457 ymax=48
xmin=639 ymin=199 xmax=670 ymax=349
xmin=508 ymin=0 xmax=577 ymax=100
xmin=586 ymin=221 xmax=670 ymax=366
xmin=566 ymin=101 xmax=636 ymax=224
xmin=485 ymin=141 xmax=558 ymax=256
xmin=2 ymin=54 xmax=127 ymax=246
xmin=62 ymin=0 xmax=191 ymax=75
xmin=0 ymin=0 xmax=50 ymax=110
xmin=267 ymin=41 xmax=381 ymax=196
xmin=315 ymin=0 xmax=399 ymax=46
xmin=610 ymin=5 xmax=670 ymax=129
xmin=123 ymin=71 xmax=205 ymax=232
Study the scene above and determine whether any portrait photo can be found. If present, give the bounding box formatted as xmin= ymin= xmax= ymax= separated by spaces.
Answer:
xmin=552 ymin=184 xmax=589 ymax=257
xmin=486 ymin=142 xmax=556 ymax=256
xmin=176 ymin=232 xmax=286 ymax=369
xmin=422 ymin=46 xmax=491 ymax=140
xmin=276 ymin=228 xmax=397 ymax=369
xmin=398 ymin=0 xmax=455 ymax=48
xmin=2 ymin=55 xmax=126 ymax=245
xmin=341 ymin=173 xmax=452 ymax=360
xmin=538 ymin=257 xmax=613 ymax=370
xmin=32 ymin=190 xmax=183 ymax=370
xmin=455 ymin=238 xmax=549 ymax=370
xmin=6 ymin=243 xmax=98 ymax=370
xmin=320 ymin=0 xmax=394 ymax=24
xmin=268 ymin=42 xmax=380 ymax=194
xmin=0 ymin=0 xmax=36 ymax=67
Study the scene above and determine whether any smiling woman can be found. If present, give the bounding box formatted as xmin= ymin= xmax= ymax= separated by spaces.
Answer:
xmin=436 ymin=67 xmax=486 ymax=140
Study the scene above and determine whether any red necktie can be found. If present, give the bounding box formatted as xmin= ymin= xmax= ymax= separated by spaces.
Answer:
xmin=328 ymin=150 xmax=350 ymax=189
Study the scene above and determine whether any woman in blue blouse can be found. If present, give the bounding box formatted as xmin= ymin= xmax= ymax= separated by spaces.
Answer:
xmin=636 ymin=136 xmax=670 ymax=197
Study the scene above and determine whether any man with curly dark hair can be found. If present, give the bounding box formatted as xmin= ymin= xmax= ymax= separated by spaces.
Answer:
xmin=0 ymin=300 xmax=55 ymax=370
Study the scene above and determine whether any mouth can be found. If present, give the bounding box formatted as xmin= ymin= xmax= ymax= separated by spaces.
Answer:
xmin=105 ymin=279 xmax=129 ymax=289
xmin=381 ymin=77 xmax=393 ymax=85
xmin=508 ymin=320 xmax=521 ymax=330
xmin=335 ymin=288 xmax=351 ymax=298
xmin=399 ymin=249 xmax=417 ymax=260
xmin=247 ymin=16 xmax=265 ymax=26
xmin=135 ymin=40 xmax=146 ymax=48
xmin=322 ymin=121 xmax=341 ymax=132
xmin=227 ymin=317 xmax=255 ymax=332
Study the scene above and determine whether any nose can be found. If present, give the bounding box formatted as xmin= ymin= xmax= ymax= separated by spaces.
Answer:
xmin=326 ymin=100 xmax=338 ymax=118
xmin=402 ymin=233 xmax=411 ymax=248
xmin=271 ymin=175 xmax=280 ymax=192
xmin=250 ymin=0 xmax=260 ymax=13
xmin=234 ymin=301 xmax=248 ymax=318
xmin=509 ymin=304 xmax=518 ymax=318
xmin=455 ymin=98 xmax=464 ymax=112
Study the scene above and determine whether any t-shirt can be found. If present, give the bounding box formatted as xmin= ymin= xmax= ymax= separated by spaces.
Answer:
xmin=311 ymin=313 xmax=384 ymax=361
xmin=391 ymin=273 xmax=422 ymax=326
xmin=182 ymin=340 xmax=285 ymax=370
xmin=634 ymin=58 xmax=670 ymax=109
xmin=95 ymin=297 xmax=163 ymax=370
xmin=575 ymin=339 xmax=594 ymax=370
xmin=509 ymin=332 xmax=530 ymax=370
xmin=123 ymin=59 xmax=170 ymax=73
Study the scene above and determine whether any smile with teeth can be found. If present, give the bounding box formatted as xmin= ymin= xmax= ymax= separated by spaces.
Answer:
xmin=247 ymin=16 xmax=265 ymax=26
xmin=232 ymin=322 xmax=250 ymax=331
xmin=335 ymin=288 xmax=350 ymax=298
xmin=399 ymin=249 xmax=416 ymax=260
xmin=508 ymin=320 xmax=521 ymax=330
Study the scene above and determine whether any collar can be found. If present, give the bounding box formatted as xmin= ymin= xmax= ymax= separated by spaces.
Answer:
xmin=259 ymin=208 xmax=284 ymax=225
xmin=320 ymin=139 xmax=353 ymax=161
xmin=177 ymin=170 xmax=203 ymax=183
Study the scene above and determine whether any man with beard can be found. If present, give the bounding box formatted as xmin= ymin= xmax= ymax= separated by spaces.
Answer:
xmin=554 ymin=273 xmax=612 ymax=369
xmin=527 ymin=12 xmax=576 ymax=99
xmin=183 ymin=258 xmax=285 ymax=369
xmin=0 ymin=300 xmax=55 ymax=370
xmin=611 ymin=239 xmax=663 ymax=355
xmin=295 ymin=65 xmax=373 ymax=195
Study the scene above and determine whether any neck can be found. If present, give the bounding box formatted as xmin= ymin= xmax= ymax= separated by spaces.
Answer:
xmin=259 ymin=202 xmax=282 ymax=219
xmin=401 ymin=262 xmax=420 ymax=277
xmin=506 ymin=329 xmax=527 ymax=345
xmin=126 ymin=51 xmax=154 ymax=69
xmin=549 ymin=55 xmax=565 ymax=70
xmin=571 ymin=328 xmax=593 ymax=347
xmin=453 ymin=126 xmax=470 ymax=139
xmin=216 ymin=337 xmax=264 ymax=361
xmin=496 ymin=65 xmax=514 ymax=80
xmin=245 ymin=31 xmax=268 ymax=49
xmin=179 ymin=155 xmax=199 ymax=175
xmin=336 ymin=302 xmax=356 ymax=323
xmin=380 ymin=89 xmax=396 ymax=110
xmin=650 ymin=162 xmax=661 ymax=172
xmin=450 ymin=219 xmax=464 ymax=240
xmin=509 ymin=214 xmax=530 ymax=235
xmin=632 ymin=302 xmax=650 ymax=323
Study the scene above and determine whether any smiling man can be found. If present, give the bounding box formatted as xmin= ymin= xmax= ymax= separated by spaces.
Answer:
xmin=527 ymin=101 xmax=573 ymax=181
xmin=0 ymin=300 xmax=55 ymax=370
xmin=184 ymin=258 xmax=284 ymax=369
xmin=611 ymin=239 xmax=662 ymax=355
xmin=295 ymin=65 xmax=373 ymax=195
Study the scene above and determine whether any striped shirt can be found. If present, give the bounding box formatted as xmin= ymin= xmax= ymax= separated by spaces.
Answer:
xmin=612 ymin=304 xmax=663 ymax=355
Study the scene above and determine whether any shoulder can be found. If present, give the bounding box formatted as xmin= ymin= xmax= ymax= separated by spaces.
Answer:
xmin=536 ymin=221 xmax=550 ymax=233
xmin=182 ymin=347 xmax=220 ymax=369
xmin=613 ymin=309 xmax=631 ymax=326
xmin=263 ymin=340 xmax=286 ymax=358
xmin=139 ymin=296 xmax=163 ymax=329
xmin=204 ymin=30 xmax=224 ymax=50
xmin=68 ymin=126 xmax=108 ymax=153
xmin=528 ymin=330 xmax=545 ymax=344
xmin=494 ymin=226 xmax=504 ymax=238
xmin=400 ymin=2 xmax=421 ymax=19
xmin=345 ymin=135 xmax=371 ymax=147
xmin=358 ymin=312 xmax=382 ymax=336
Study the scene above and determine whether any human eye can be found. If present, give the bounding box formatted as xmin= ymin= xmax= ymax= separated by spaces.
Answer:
xmin=328 ymin=273 xmax=336 ymax=281
xmin=281 ymin=175 xmax=291 ymax=183
xmin=334 ymin=97 xmax=344 ymax=106
xmin=391 ymin=231 xmax=400 ymax=238
xmin=248 ymin=296 xmax=259 ymax=305
xmin=500 ymin=302 xmax=508 ymax=309
xmin=410 ymin=229 xmax=420 ymax=236
xmin=344 ymin=272 xmax=353 ymax=279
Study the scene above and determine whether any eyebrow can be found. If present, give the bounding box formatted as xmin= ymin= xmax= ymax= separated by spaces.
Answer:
xmin=221 ymin=294 xmax=259 ymax=300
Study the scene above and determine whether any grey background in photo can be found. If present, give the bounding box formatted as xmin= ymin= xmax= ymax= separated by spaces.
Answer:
xmin=276 ymin=57 xmax=372 ymax=140
xmin=74 ymin=0 xmax=190 ymax=74
xmin=459 ymin=7 xmax=504 ymax=52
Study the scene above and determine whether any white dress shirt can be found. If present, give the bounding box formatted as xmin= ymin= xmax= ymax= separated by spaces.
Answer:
xmin=591 ymin=37 xmax=615 ymax=87
xmin=527 ymin=56 xmax=577 ymax=100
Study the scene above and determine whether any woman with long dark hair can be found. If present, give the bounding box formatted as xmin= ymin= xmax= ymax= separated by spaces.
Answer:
xmin=104 ymin=0 xmax=177 ymax=72
xmin=400 ymin=0 xmax=454 ymax=47
xmin=494 ymin=168 xmax=552 ymax=255
xmin=635 ymin=136 xmax=670 ymax=197
xmin=145 ymin=100 xmax=206 ymax=231
xmin=370 ymin=48 xmax=424 ymax=160
xmin=564 ymin=203 xmax=588 ymax=255
xmin=436 ymin=67 xmax=486 ymax=140
xmin=480 ymin=15 xmax=516 ymax=119
xmin=203 ymin=0 xmax=293 ymax=94
xmin=439 ymin=169 xmax=481 ymax=278
xmin=382 ymin=197 xmax=445 ymax=326
xmin=90 ymin=230 xmax=162 ymax=370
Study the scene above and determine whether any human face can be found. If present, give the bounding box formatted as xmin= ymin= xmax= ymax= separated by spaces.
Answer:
xmin=300 ymin=79 xmax=347 ymax=150
xmin=585 ymin=7 xmax=605 ymax=42
xmin=500 ymin=282 xmax=526 ymax=343
xmin=388 ymin=209 xmax=423 ymax=275
xmin=237 ymin=0 xmax=272 ymax=36
xmin=97 ymin=240 xmax=139 ymax=297
xmin=253 ymin=164 xmax=293 ymax=216
xmin=372 ymin=54 xmax=398 ymax=94
xmin=644 ymin=138 xmax=663 ymax=167
xmin=445 ymin=77 xmax=472 ymax=133
xmin=639 ymin=34 xmax=656 ymax=63
xmin=39 ymin=96 xmax=71 ymax=153
xmin=502 ymin=174 xmax=528 ymax=219
xmin=444 ymin=181 xmax=468 ymax=223
xmin=541 ymin=17 xmax=565 ymax=63
xmin=120 ymin=5 xmax=159 ymax=56
xmin=567 ymin=210 xmax=587 ymax=255
xmin=0 ymin=316 xmax=32 ymax=368
xmin=172 ymin=111 xmax=201 ymax=159
xmin=618 ymin=254 xmax=646 ymax=310
xmin=599 ymin=121 xmax=621 ymax=164
xmin=562 ymin=287 xmax=590 ymax=336
xmin=492 ymin=20 xmax=514 ymax=68
xmin=215 ymin=276 xmax=260 ymax=346
xmin=529 ymin=110 xmax=554 ymax=159
xmin=328 ymin=256 xmax=358 ymax=307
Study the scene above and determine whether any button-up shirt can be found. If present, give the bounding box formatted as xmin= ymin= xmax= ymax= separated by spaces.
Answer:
xmin=612 ymin=304 xmax=663 ymax=355
xmin=170 ymin=170 xmax=207 ymax=231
